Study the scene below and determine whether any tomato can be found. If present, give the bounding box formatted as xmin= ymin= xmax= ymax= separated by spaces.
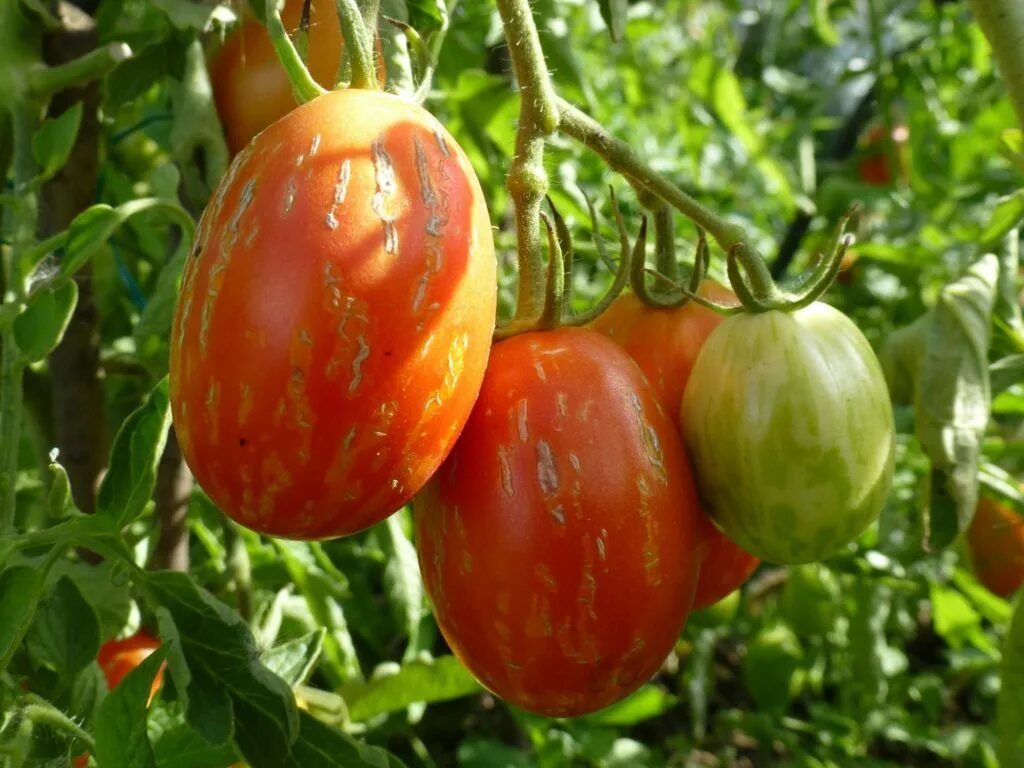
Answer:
xmin=589 ymin=286 xmax=759 ymax=609
xmin=72 ymin=632 xmax=165 ymax=768
xmin=97 ymin=631 xmax=164 ymax=694
xmin=778 ymin=563 xmax=840 ymax=637
xmin=681 ymin=302 xmax=895 ymax=564
xmin=856 ymin=124 xmax=910 ymax=186
xmin=170 ymin=89 xmax=496 ymax=539
xmin=967 ymin=495 xmax=1024 ymax=597
xmin=414 ymin=327 xmax=701 ymax=717
xmin=209 ymin=0 xmax=387 ymax=155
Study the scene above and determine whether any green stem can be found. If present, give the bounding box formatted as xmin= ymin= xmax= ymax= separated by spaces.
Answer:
xmin=335 ymin=0 xmax=379 ymax=90
xmin=266 ymin=4 xmax=327 ymax=102
xmin=968 ymin=0 xmax=1024 ymax=131
xmin=23 ymin=696 xmax=95 ymax=754
xmin=537 ymin=213 xmax=565 ymax=329
xmin=27 ymin=42 xmax=132 ymax=99
xmin=496 ymin=0 xmax=560 ymax=332
xmin=651 ymin=204 xmax=679 ymax=282
xmin=0 ymin=332 xmax=24 ymax=534
xmin=556 ymin=98 xmax=747 ymax=253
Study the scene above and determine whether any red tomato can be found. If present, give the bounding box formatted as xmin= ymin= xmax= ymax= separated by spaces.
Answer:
xmin=857 ymin=124 xmax=910 ymax=186
xmin=209 ymin=0 xmax=387 ymax=155
xmin=97 ymin=631 xmax=164 ymax=694
xmin=588 ymin=285 xmax=758 ymax=610
xmin=170 ymin=89 xmax=496 ymax=540
xmin=967 ymin=495 xmax=1024 ymax=597
xmin=415 ymin=327 xmax=700 ymax=717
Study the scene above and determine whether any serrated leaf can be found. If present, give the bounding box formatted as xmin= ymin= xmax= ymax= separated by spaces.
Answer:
xmin=134 ymin=247 xmax=185 ymax=378
xmin=261 ymin=631 xmax=324 ymax=687
xmin=96 ymin=379 xmax=172 ymax=527
xmin=94 ymin=646 xmax=167 ymax=768
xmin=32 ymin=102 xmax=82 ymax=180
xmin=150 ymin=700 xmax=241 ymax=768
xmin=287 ymin=710 xmax=408 ymax=768
xmin=141 ymin=570 xmax=299 ymax=764
xmin=339 ymin=655 xmax=481 ymax=722
xmin=999 ymin=597 xmax=1024 ymax=766
xmin=13 ymin=280 xmax=77 ymax=363
xmin=26 ymin=576 xmax=101 ymax=679
xmin=597 ymin=0 xmax=628 ymax=41
xmin=0 ymin=566 xmax=44 ymax=674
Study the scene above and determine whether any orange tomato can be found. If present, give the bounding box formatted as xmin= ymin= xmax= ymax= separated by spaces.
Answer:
xmin=209 ymin=0 xmax=387 ymax=155
xmin=857 ymin=124 xmax=910 ymax=187
xmin=589 ymin=284 xmax=759 ymax=610
xmin=170 ymin=89 xmax=497 ymax=539
xmin=967 ymin=495 xmax=1024 ymax=597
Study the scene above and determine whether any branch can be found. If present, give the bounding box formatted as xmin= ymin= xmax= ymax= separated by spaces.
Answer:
xmin=28 ymin=42 xmax=131 ymax=98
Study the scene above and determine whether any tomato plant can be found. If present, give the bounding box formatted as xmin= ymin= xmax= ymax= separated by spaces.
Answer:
xmin=170 ymin=88 xmax=497 ymax=539
xmin=209 ymin=0 xmax=386 ymax=154
xmin=681 ymin=302 xmax=896 ymax=564
xmin=414 ymin=327 xmax=701 ymax=717
xmin=589 ymin=286 xmax=759 ymax=609
xmin=967 ymin=495 xmax=1024 ymax=597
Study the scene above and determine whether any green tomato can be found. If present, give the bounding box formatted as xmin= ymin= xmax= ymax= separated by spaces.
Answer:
xmin=681 ymin=302 xmax=895 ymax=564
xmin=778 ymin=563 xmax=841 ymax=636
xmin=742 ymin=624 xmax=805 ymax=712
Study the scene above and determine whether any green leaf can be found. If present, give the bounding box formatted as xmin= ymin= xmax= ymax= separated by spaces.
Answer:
xmin=810 ymin=0 xmax=839 ymax=46
xmin=134 ymin=247 xmax=186 ymax=378
xmin=13 ymin=280 xmax=77 ymax=363
xmin=584 ymin=684 xmax=678 ymax=726
xmin=151 ymin=0 xmax=234 ymax=29
xmin=378 ymin=512 xmax=424 ymax=655
xmin=142 ymin=570 xmax=299 ymax=761
xmin=105 ymin=35 xmax=188 ymax=111
xmin=405 ymin=0 xmax=446 ymax=32
xmin=980 ymin=194 xmax=1024 ymax=251
xmin=930 ymin=584 xmax=994 ymax=654
xmin=458 ymin=740 xmax=534 ymax=768
xmin=25 ymin=576 xmax=101 ymax=679
xmin=991 ymin=354 xmax=1024 ymax=394
xmin=287 ymin=710 xmax=408 ymax=768
xmin=0 ymin=565 xmax=44 ymax=674
xmin=61 ymin=198 xmax=194 ymax=280
xmin=96 ymin=379 xmax=172 ymax=527
xmin=999 ymin=597 xmax=1024 ymax=766
xmin=597 ymin=0 xmax=629 ymax=41
xmin=47 ymin=458 xmax=75 ymax=520
xmin=31 ymin=102 xmax=82 ymax=180
xmin=339 ymin=655 xmax=481 ymax=722
xmin=274 ymin=541 xmax=362 ymax=685
xmin=951 ymin=568 xmax=1012 ymax=626
xmin=150 ymin=700 xmax=241 ymax=768
xmin=261 ymin=631 xmax=324 ymax=687
xmin=979 ymin=462 xmax=1024 ymax=519
xmin=94 ymin=646 xmax=167 ymax=768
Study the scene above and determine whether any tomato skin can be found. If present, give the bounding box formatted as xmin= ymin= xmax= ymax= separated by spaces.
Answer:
xmin=415 ymin=327 xmax=701 ymax=717
xmin=967 ymin=496 xmax=1024 ymax=597
xmin=97 ymin=631 xmax=164 ymax=692
xmin=170 ymin=89 xmax=497 ymax=539
xmin=209 ymin=0 xmax=386 ymax=155
xmin=589 ymin=287 xmax=759 ymax=610
xmin=681 ymin=302 xmax=895 ymax=564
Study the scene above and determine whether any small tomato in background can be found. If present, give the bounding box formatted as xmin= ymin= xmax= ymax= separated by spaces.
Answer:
xmin=856 ymin=123 xmax=910 ymax=187
xmin=967 ymin=495 xmax=1024 ymax=597
xmin=209 ymin=0 xmax=387 ymax=155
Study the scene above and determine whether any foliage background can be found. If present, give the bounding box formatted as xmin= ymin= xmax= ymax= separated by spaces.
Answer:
xmin=3 ymin=1 xmax=1024 ymax=767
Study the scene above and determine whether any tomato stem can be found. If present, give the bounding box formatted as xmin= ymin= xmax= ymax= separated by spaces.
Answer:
xmin=969 ymin=0 xmax=1024 ymax=132
xmin=27 ymin=42 xmax=132 ymax=99
xmin=494 ymin=0 xmax=561 ymax=335
xmin=22 ymin=696 xmax=95 ymax=755
xmin=333 ymin=0 xmax=379 ymax=90
xmin=537 ymin=213 xmax=566 ymax=329
xmin=265 ymin=2 xmax=327 ymax=102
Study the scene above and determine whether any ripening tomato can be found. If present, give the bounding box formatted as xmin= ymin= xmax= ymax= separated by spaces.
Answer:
xmin=415 ymin=327 xmax=701 ymax=717
xmin=967 ymin=495 xmax=1024 ymax=597
xmin=682 ymin=302 xmax=895 ymax=564
xmin=73 ymin=632 xmax=165 ymax=767
xmin=589 ymin=286 xmax=759 ymax=610
xmin=209 ymin=0 xmax=387 ymax=155
xmin=170 ymin=89 xmax=497 ymax=539
xmin=856 ymin=124 xmax=910 ymax=186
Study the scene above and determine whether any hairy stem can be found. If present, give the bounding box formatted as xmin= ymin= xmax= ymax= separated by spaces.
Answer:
xmin=335 ymin=0 xmax=379 ymax=90
xmin=266 ymin=2 xmax=327 ymax=101
xmin=496 ymin=0 xmax=560 ymax=330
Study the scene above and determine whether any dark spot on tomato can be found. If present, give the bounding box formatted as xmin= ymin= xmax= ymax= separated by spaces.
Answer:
xmin=239 ymin=437 xmax=248 ymax=446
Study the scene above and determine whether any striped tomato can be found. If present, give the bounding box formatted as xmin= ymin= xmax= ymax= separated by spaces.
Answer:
xmin=170 ymin=89 xmax=496 ymax=539
xmin=415 ymin=328 xmax=700 ymax=716
xmin=681 ymin=302 xmax=895 ymax=564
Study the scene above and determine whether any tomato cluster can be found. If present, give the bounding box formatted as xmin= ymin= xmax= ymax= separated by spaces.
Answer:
xmin=173 ymin=13 xmax=899 ymax=717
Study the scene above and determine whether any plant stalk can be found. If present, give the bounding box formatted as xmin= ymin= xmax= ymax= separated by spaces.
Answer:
xmin=968 ymin=0 xmax=1024 ymax=131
